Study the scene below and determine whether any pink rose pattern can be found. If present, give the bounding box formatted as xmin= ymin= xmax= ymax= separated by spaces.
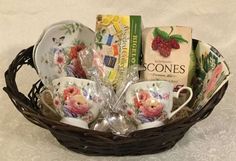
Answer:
xmin=133 ymin=90 xmax=151 ymax=108
xmin=53 ymin=85 xmax=94 ymax=122
xmin=205 ymin=63 xmax=223 ymax=97
xmin=131 ymin=89 xmax=166 ymax=123
xmin=52 ymin=44 xmax=87 ymax=79
xmin=67 ymin=44 xmax=87 ymax=78
xmin=139 ymin=99 xmax=164 ymax=118
xmin=65 ymin=95 xmax=89 ymax=115
xmin=63 ymin=86 xmax=81 ymax=100
xmin=53 ymin=49 xmax=65 ymax=65
xmin=53 ymin=50 xmax=66 ymax=73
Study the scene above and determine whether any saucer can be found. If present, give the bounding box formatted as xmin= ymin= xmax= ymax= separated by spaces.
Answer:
xmin=33 ymin=20 xmax=78 ymax=67
xmin=34 ymin=20 xmax=95 ymax=87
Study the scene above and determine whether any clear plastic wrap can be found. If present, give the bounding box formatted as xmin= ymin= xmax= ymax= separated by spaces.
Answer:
xmin=78 ymin=48 xmax=142 ymax=136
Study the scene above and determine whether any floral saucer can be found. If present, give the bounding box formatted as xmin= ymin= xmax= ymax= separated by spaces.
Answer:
xmin=34 ymin=20 xmax=95 ymax=88
xmin=33 ymin=20 xmax=77 ymax=66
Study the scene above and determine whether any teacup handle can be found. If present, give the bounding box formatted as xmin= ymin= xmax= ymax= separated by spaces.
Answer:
xmin=169 ymin=87 xmax=193 ymax=118
xmin=40 ymin=89 xmax=56 ymax=112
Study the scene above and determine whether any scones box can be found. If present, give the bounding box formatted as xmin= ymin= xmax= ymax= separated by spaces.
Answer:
xmin=141 ymin=26 xmax=193 ymax=91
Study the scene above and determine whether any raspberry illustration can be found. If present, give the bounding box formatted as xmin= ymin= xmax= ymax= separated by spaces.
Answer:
xmin=152 ymin=27 xmax=188 ymax=57
xmin=151 ymin=40 xmax=158 ymax=50
xmin=169 ymin=39 xmax=180 ymax=49
xmin=151 ymin=36 xmax=163 ymax=50
xmin=158 ymin=42 xmax=171 ymax=57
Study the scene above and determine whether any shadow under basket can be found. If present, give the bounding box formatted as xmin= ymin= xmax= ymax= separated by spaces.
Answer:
xmin=3 ymin=40 xmax=228 ymax=156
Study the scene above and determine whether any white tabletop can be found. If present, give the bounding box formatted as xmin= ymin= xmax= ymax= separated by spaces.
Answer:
xmin=0 ymin=0 xmax=235 ymax=160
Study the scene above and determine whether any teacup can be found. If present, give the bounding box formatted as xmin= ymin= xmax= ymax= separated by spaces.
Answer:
xmin=125 ymin=81 xmax=193 ymax=130
xmin=50 ymin=77 xmax=102 ymax=129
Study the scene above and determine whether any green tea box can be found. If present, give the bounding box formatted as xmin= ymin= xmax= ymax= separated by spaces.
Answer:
xmin=95 ymin=15 xmax=142 ymax=86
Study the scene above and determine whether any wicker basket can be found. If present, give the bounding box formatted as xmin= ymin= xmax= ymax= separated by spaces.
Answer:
xmin=3 ymin=39 xmax=228 ymax=156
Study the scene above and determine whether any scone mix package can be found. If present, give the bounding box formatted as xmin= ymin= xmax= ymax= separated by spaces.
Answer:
xmin=95 ymin=15 xmax=142 ymax=87
xmin=141 ymin=26 xmax=192 ymax=91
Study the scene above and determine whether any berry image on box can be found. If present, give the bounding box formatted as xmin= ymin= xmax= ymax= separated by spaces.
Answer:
xmin=151 ymin=27 xmax=188 ymax=57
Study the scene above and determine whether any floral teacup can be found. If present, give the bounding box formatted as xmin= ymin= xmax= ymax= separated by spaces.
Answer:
xmin=51 ymin=77 xmax=102 ymax=129
xmin=125 ymin=81 xmax=193 ymax=130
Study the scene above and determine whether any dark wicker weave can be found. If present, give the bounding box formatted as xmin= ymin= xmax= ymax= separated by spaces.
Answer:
xmin=3 ymin=40 xmax=228 ymax=156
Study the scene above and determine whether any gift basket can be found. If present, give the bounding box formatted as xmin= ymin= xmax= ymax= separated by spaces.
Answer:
xmin=3 ymin=17 xmax=230 ymax=156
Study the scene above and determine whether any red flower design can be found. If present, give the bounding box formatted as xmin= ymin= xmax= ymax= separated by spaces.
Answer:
xmin=137 ymin=90 xmax=151 ymax=102
xmin=66 ymin=95 xmax=89 ymax=115
xmin=127 ymin=109 xmax=133 ymax=116
xmin=54 ymin=52 xmax=65 ymax=66
xmin=133 ymin=97 xmax=142 ymax=108
xmin=63 ymin=86 xmax=81 ymax=100
xmin=70 ymin=47 xmax=78 ymax=59
xmin=133 ymin=90 xmax=151 ymax=108
xmin=205 ymin=63 xmax=223 ymax=97
xmin=139 ymin=99 xmax=164 ymax=118
xmin=69 ymin=44 xmax=86 ymax=59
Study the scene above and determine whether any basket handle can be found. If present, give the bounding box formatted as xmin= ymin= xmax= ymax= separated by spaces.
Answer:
xmin=3 ymin=46 xmax=49 ymax=129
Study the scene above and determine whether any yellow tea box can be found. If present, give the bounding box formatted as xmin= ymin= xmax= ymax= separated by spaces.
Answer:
xmin=141 ymin=26 xmax=192 ymax=91
xmin=95 ymin=15 xmax=142 ymax=86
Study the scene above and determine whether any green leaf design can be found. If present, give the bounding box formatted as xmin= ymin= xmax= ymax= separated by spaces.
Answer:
xmin=71 ymin=24 xmax=75 ymax=33
xmin=75 ymin=23 xmax=79 ymax=30
xmin=170 ymin=34 xmax=188 ymax=43
xmin=73 ymin=39 xmax=82 ymax=45
xmin=153 ymin=27 xmax=170 ymax=40
xmin=96 ymin=32 xmax=102 ymax=42
xmin=61 ymin=23 xmax=82 ymax=35
xmin=95 ymin=42 xmax=103 ymax=49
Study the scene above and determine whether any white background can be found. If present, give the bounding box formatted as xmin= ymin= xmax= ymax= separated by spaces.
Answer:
xmin=0 ymin=0 xmax=235 ymax=160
